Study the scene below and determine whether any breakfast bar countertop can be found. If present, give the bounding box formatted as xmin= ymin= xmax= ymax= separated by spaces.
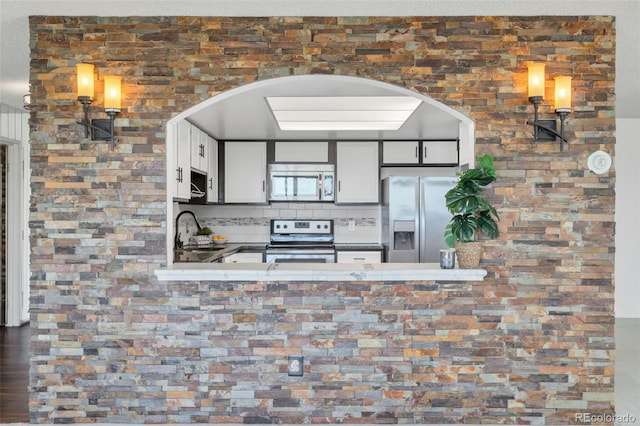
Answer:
xmin=155 ymin=262 xmax=486 ymax=282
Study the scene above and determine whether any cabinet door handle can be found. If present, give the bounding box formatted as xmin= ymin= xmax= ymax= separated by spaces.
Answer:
xmin=209 ymin=177 xmax=213 ymax=190
xmin=415 ymin=146 xmax=418 ymax=158
xmin=177 ymin=167 xmax=183 ymax=183
xmin=424 ymin=146 xmax=427 ymax=158
xmin=262 ymin=180 xmax=266 ymax=192
xmin=338 ymin=180 xmax=341 ymax=192
xmin=199 ymin=144 xmax=205 ymax=157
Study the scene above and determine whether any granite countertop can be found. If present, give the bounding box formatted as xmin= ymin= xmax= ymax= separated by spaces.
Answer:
xmin=155 ymin=262 xmax=486 ymax=282
xmin=175 ymin=243 xmax=383 ymax=263
xmin=174 ymin=243 xmax=266 ymax=263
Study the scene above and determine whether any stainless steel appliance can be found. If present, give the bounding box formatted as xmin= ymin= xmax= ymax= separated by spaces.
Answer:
xmin=268 ymin=164 xmax=335 ymax=202
xmin=382 ymin=176 xmax=457 ymax=263
xmin=265 ymin=219 xmax=336 ymax=263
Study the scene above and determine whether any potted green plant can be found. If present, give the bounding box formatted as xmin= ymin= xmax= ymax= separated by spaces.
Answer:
xmin=196 ymin=226 xmax=213 ymax=236
xmin=444 ymin=154 xmax=500 ymax=268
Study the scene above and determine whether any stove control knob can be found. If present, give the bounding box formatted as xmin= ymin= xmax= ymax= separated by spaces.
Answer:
xmin=324 ymin=224 xmax=329 ymax=229
xmin=283 ymin=224 xmax=288 ymax=229
xmin=316 ymin=224 xmax=321 ymax=229
xmin=276 ymin=224 xmax=280 ymax=229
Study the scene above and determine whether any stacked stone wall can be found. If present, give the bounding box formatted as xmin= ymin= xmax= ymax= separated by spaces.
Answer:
xmin=28 ymin=16 xmax=615 ymax=424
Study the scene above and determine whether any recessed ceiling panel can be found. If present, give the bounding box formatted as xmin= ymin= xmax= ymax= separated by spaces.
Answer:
xmin=266 ymin=96 xmax=422 ymax=131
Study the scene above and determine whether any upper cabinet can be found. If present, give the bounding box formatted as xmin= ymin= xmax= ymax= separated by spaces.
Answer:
xmin=206 ymin=138 xmax=219 ymax=203
xmin=382 ymin=140 xmax=458 ymax=166
xmin=173 ymin=120 xmax=192 ymax=200
xmin=382 ymin=141 xmax=420 ymax=164
xmin=421 ymin=141 xmax=458 ymax=165
xmin=336 ymin=141 xmax=379 ymax=204
xmin=190 ymin=126 xmax=209 ymax=174
xmin=224 ymin=142 xmax=267 ymax=203
xmin=275 ymin=141 xmax=328 ymax=163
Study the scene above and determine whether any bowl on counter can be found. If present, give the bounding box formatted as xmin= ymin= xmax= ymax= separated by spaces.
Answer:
xmin=212 ymin=236 xmax=228 ymax=247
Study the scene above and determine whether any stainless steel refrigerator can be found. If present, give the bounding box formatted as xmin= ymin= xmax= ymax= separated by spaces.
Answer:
xmin=382 ymin=176 xmax=457 ymax=263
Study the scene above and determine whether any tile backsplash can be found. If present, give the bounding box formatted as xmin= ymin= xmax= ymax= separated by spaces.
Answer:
xmin=176 ymin=202 xmax=380 ymax=244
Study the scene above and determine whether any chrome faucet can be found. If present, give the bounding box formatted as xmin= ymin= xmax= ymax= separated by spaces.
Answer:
xmin=174 ymin=210 xmax=203 ymax=249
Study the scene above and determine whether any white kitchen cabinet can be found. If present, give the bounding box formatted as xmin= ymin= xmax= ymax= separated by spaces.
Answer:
xmin=421 ymin=141 xmax=458 ymax=165
xmin=174 ymin=120 xmax=192 ymax=200
xmin=190 ymin=125 xmax=208 ymax=173
xmin=224 ymin=141 xmax=267 ymax=203
xmin=275 ymin=141 xmax=328 ymax=162
xmin=336 ymin=141 xmax=379 ymax=204
xmin=206 ymin=137 xmax=219 ymax=203
xmin=336 ymin=251 xmax=382 ymax=264
xmin=224 ymin=252 xmax=264 ymax=263
xmin=382 ymin=140 xmax=458 ymax=165
xmin=382 ymin=141 xmax=419 ymax=164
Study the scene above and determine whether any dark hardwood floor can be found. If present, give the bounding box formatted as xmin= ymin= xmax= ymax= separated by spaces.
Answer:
xmin=0 ymin=324 xmax=30 ymax=423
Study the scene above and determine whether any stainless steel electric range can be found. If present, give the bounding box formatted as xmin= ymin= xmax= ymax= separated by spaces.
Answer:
xmin=265 ymin=219 xmax=335 ymax=263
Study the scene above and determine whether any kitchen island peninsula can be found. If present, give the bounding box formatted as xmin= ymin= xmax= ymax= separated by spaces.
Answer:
xmin=149 ymin=262 xmax=512 ymax=424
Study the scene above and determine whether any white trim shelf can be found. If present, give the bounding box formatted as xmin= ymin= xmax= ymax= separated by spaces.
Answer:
xmin=154 ymin=263 xmax=487 ymax=282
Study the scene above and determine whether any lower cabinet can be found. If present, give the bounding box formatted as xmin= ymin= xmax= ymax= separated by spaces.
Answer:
xmin=223 ymin=252 xmax=264 ymax=263
xmin=336 ymin=251 xmax=382 ymax=264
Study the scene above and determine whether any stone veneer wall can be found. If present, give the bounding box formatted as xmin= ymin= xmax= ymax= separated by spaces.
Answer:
xmin=28 ymin=16 xmax=615 ymax=424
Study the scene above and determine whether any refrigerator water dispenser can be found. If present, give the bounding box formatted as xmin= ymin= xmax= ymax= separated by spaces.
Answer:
xmin=393 ymin=220 xmax=415 ymax=251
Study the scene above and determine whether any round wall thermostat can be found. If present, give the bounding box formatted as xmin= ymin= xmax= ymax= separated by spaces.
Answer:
xmin=587 ymin=150 xmax=612 ymax=175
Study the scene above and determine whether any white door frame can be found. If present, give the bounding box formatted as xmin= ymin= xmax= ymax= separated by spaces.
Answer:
xmin=0 ymin=107 xmax=30 ymax=326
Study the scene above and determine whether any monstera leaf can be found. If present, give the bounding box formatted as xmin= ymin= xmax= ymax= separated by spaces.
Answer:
xmin=444 ymin=154 xmax=500 ymax=247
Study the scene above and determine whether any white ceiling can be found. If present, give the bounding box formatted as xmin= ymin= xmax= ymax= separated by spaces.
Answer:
xmin=1 ymin=0 xmax=638 ymax=130
xmin=185 ymin=75 xmax=463 ymax=140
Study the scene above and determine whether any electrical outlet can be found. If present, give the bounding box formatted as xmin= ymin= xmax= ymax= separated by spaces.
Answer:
xmin=348 ymin=220 xmax=355 ymax=231
xmin=288 ymin=355 xmax=303 ymax=376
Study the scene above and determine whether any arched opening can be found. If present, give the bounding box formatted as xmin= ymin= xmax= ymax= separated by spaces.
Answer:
xmin=165 ymin=75 xmax=475 ymax=263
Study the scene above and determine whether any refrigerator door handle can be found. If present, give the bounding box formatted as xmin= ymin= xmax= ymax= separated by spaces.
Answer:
xmin=419 ymin=181 xmax=427 ymax=263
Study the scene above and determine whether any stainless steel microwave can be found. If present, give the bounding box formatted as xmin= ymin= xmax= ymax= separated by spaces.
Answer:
xmin=268 ymin=164 xmax=335 ymax=202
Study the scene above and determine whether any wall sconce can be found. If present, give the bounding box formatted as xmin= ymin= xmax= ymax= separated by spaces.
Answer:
xmin=76 ymin=63 xmax=122 ymax=149
xmin=526 ymin=63 xmax=571 ymax=151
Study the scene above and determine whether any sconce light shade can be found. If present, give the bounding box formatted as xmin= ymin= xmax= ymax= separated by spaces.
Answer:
xmin=76 ymin=63 xmax=95 ymax=99
xmin=554 ymin=76 xmax=572 ymax=112
xmin=526 ymin=62 xmax=571 ymax=149
xmin=75 ymin=65 xmax=122 ymax=149
xmin=527 ymin=63 xmax=546 ymax=100
xmin=103 ymin=75 xmax=122 ymax=112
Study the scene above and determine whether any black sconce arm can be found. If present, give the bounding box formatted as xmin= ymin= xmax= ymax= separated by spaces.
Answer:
xmin=76 ymin=118 xmax=118 ymax=150
xmin=527 ymin=119 xmax=568 ymax=144
xmin=527 ymin=96 xmax=569 ymax=151
xmin=76 ymin=96 xmax=119 ymax=150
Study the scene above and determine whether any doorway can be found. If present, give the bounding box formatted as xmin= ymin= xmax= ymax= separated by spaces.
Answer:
xmin=0 ymin=104 xmax=29 ymax=327
xmin=0 ymin=145 xmax=5 ymax=325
